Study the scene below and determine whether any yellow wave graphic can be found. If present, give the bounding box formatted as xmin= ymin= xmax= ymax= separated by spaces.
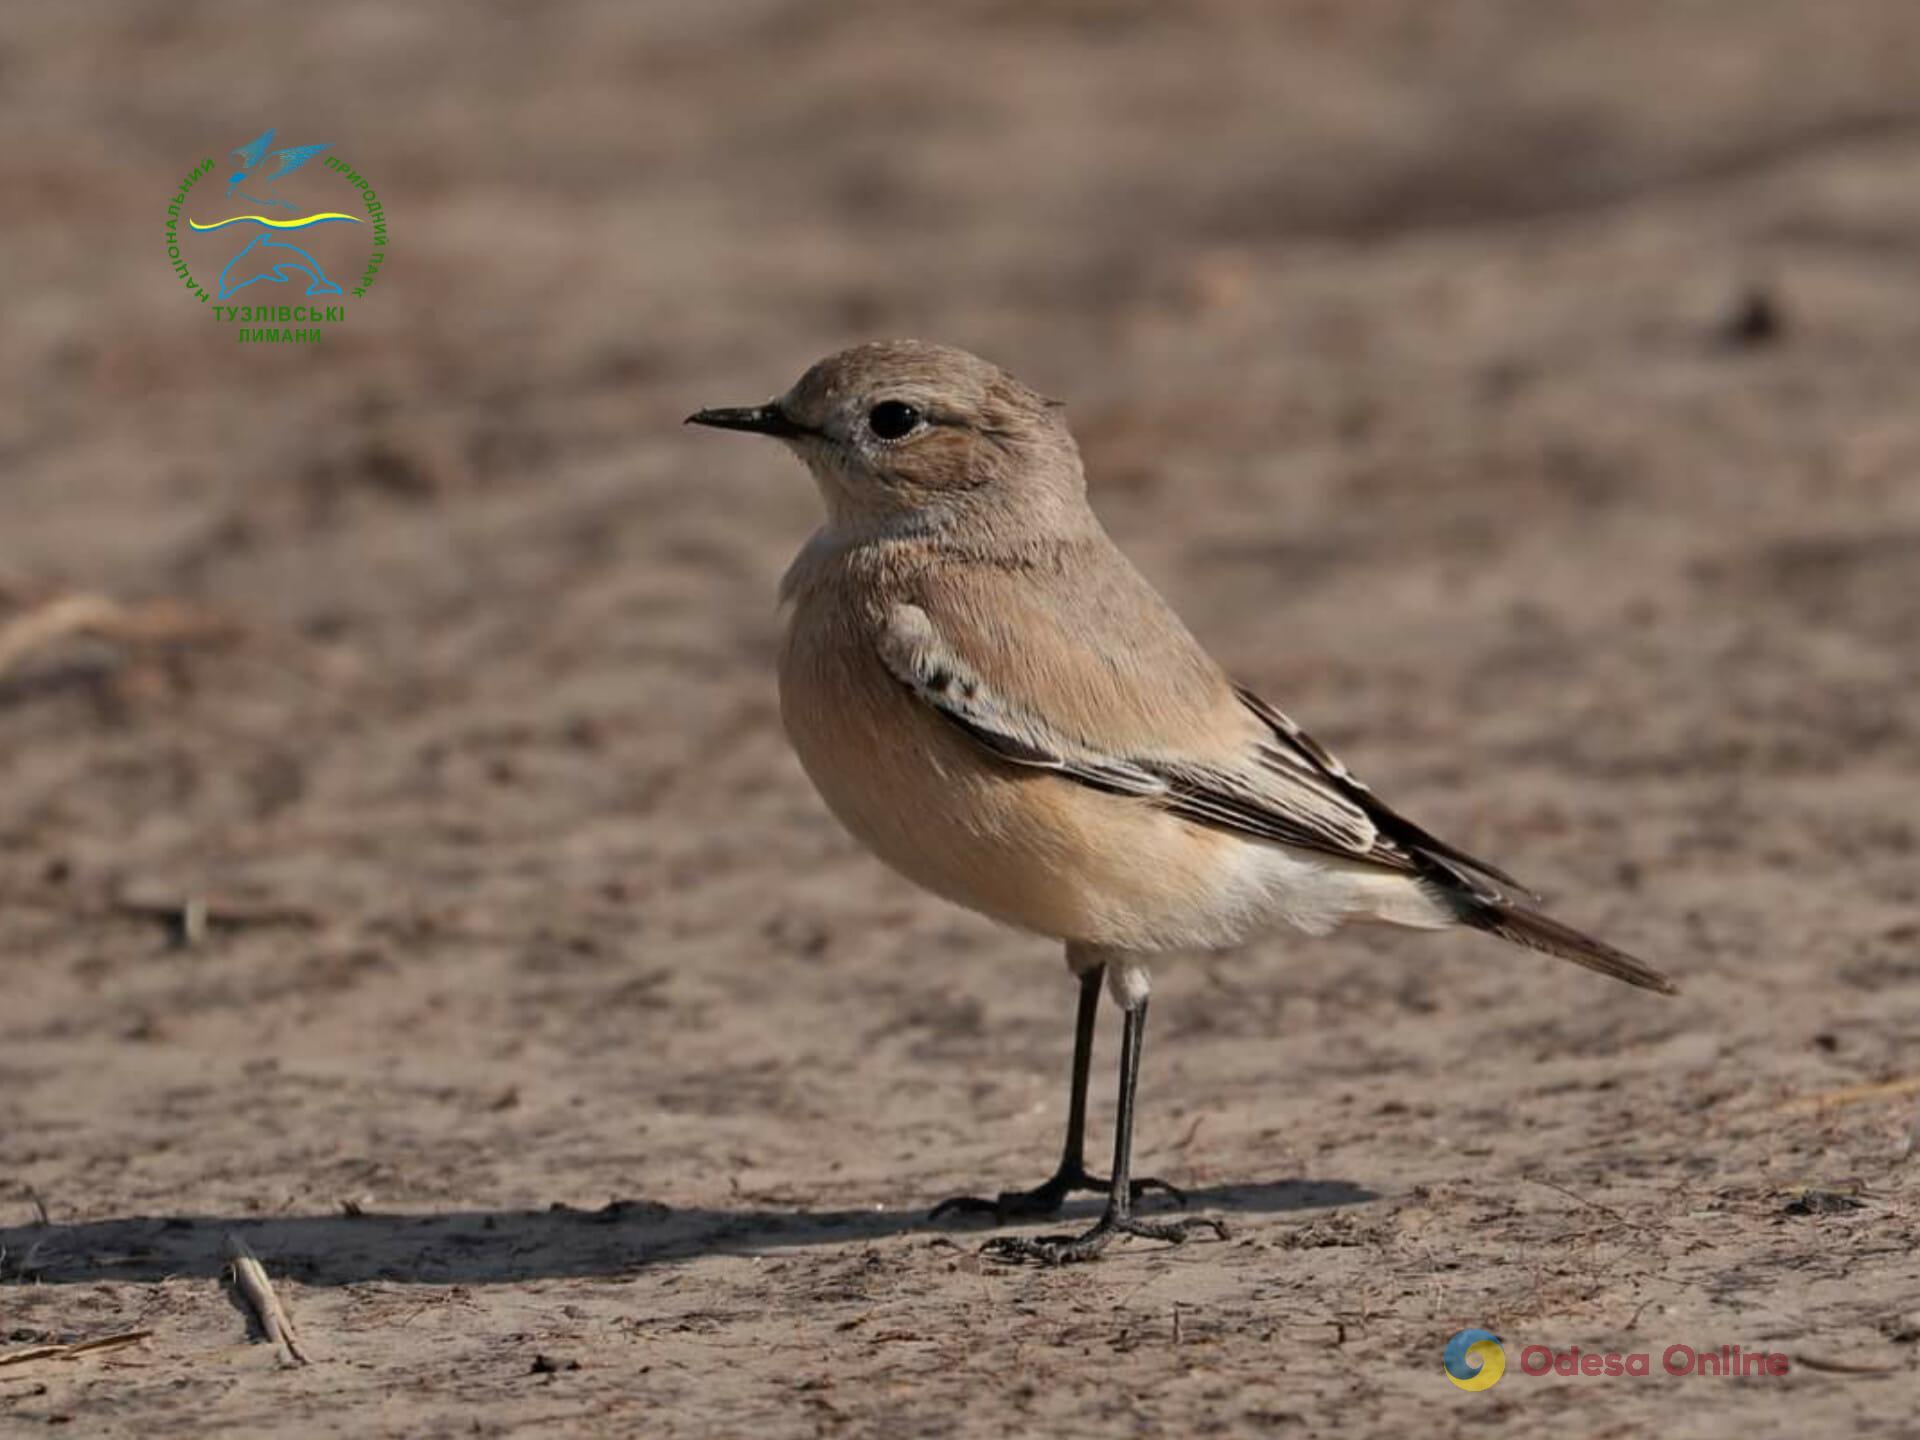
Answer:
xmin=189 ymin=213 xmax=362 ymax=231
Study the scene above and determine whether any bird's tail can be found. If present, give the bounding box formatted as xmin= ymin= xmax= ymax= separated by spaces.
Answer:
xmin=1461 ymin=899 xmax=1678 ymax=995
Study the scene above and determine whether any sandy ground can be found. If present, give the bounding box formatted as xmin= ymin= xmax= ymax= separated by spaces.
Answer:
xmin=4 ymin=2 xmax=1920 ymax=1435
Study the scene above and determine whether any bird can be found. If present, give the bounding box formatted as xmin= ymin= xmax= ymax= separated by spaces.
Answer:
xmin=688 ymin=340 xmax=1676 ymax=1264
xmin=224 ymin=129 xmax=332 ymax=213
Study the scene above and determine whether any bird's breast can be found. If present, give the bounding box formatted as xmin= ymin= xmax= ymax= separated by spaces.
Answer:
xmin=775 ymin=589 xmax=1270 ymax=950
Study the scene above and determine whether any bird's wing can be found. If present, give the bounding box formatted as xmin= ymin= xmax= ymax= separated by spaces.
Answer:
xmin=232 ymin=128 xmax=276 ymax=171
xmin=263 ymin=143 xmax=331 ymax=181
xmin=877 ymin=601 xmax=1170 ymax=800
xmin=875 ymin=556 xmax=1665 ymax=988
xmin=876 ymin=597 xmax=1404 ymax=870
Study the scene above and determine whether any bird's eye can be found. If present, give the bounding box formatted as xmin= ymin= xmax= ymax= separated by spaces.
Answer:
xmin=866 ymin=400 xmax=922 ymax=441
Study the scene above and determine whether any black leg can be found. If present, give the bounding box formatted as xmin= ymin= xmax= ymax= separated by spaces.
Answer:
xmin=980 ymin=998 xmax=1229 ymax=1264
xmin=930 ymin=967 xmax=1184 ymax=1223
xmin=1056 ymin=962 xmax=1102 ymax=1178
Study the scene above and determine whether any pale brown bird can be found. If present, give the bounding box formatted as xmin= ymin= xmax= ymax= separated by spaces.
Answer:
xmin=689 ymin=340 xmax=1675 ymax=1263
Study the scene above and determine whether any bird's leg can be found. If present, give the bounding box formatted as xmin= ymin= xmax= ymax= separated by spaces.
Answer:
xmin=930 ymin=961 xmax=1184 ymax=1222
xmin=981 ymin=962 xmax=1230 ymax=1264
xmin=1055 ymin=964 xmax=1184 ymax=1209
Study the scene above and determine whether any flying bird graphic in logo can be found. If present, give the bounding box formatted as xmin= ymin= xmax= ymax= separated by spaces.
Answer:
xmin=224 ymin=128 xmax=332 ymax=212
xmin=1443 ymin=1328 xmax=1505 ymax=1392
xmin=191 ymin=127 xmax=361 ymax=300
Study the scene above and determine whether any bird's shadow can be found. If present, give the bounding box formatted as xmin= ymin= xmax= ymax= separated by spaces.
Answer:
xmin=0 ymin=1179 xmax=1373 ymax=1287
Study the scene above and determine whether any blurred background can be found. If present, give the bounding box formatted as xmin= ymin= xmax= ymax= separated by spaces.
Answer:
xmin=3 ymin=2 xmax=1918 ymax=1433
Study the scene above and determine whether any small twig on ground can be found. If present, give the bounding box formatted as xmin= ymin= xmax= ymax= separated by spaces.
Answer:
xmin=1166 ymin=1114 xmax=1207 ymax=1154
xmin=225 ymin=1233 xmax=310 ymax=1366
xmin=1774 ymin=1076 xmax=1920 ymax=1115
xmin=0 ymin=593 xmax=242 ymax=681
xmin=112 ymin=894 xmax=323 ymax=943
xmin=0 ymin=1331 xmax=154 ymax=1369
xmin=1528 ymin=1176 xmax=1654 ymax=1233
xmin=1792 ymin=1353 xmax=1900 ymax=1375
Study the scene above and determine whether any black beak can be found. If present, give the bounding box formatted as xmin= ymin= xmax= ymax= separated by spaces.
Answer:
xmin=684 ymin=402 xmax=812 ymax=439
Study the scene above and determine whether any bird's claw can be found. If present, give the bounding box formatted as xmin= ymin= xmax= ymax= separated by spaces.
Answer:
xmin=981 ymin=1213 xmax=1230 ymax=1265
xmin=929 ymin=1170 xmax=1185 ymax=1224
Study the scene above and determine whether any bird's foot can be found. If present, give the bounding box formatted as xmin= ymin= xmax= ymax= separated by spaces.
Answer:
xmin=980 ymin=1211 xmax=1230 ymax=1265
xmin=929 ymin=1167 xmax=1184 ymax=1223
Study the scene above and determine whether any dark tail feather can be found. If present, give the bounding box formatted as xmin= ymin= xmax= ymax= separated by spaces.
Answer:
xmin=1464 ymin=901 xmax=1678 ymax=995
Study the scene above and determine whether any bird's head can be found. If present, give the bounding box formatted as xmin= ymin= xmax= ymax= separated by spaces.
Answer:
xmin=688 ymin=340 xmax=1088 ymax=537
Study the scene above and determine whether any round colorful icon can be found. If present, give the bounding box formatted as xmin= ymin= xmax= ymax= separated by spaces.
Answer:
xmin=1444 ymin=1328 xmax=1505 ymax=1391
